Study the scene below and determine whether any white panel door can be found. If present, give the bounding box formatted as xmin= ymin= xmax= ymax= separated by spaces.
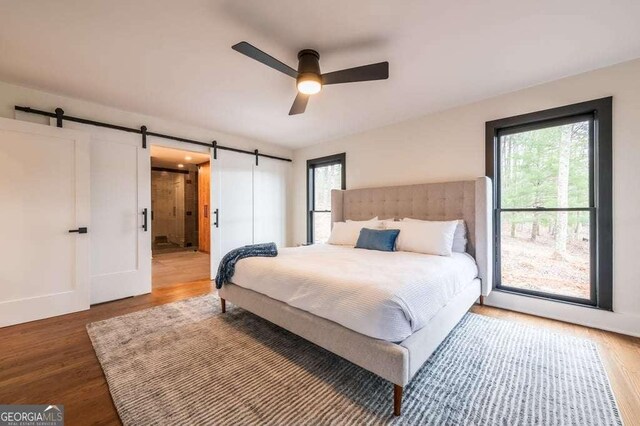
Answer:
xmin=60 ymin=122 xmax=151 ymax=304
xmin=0 ymin=117 xmax=90 ymax=327
xmin=253 ymin=157 xmax=289 ymax=247
xmin=211 ymin=149 xmax=254 ymax=278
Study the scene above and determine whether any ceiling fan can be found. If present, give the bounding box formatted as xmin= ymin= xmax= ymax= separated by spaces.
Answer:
xmin=232 ymin=41 xmax=389 ymax=115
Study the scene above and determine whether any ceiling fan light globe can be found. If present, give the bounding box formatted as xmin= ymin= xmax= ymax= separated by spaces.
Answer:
xmin=297 ymin=79 xmax=321 ymax=95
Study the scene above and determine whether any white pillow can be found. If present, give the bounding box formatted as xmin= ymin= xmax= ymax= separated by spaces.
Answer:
xmin=327 ymin=220 xmax=382 ymax=246
xmin=386 ymin=220 xmax=458 ymax=256
xmin=402 ymin=218 xmax=467 ymax=252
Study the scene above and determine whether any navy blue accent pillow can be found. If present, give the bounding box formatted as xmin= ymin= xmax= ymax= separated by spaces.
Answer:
xmin=355 ymin=228 xmax=400 ymax=252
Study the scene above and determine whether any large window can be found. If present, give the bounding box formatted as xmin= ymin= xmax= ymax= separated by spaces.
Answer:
xmin=307 ymin=153 xmax=346 ymax=244
xmin=486 ymin=97 xmax=612 ymax=309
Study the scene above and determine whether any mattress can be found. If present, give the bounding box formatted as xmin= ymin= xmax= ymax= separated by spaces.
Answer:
xmin=230 ymin=244 xmax=479 ymax=342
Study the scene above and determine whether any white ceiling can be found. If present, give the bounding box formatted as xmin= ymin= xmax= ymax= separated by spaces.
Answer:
xmin=1 ymin=1 xmax=639 ymax=149
xmin=150 ymin=145 xmax=209 ymax=169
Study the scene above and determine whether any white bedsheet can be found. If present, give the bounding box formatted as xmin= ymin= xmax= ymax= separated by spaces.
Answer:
xmin=230 ymin=244 xmax=479 ymax=342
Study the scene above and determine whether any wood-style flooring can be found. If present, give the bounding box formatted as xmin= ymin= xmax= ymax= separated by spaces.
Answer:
xmin=0 ymin=279 xmax=212 ymax=425
xmin=1 ymin=275 xmax=638 ymax=425
xmin=152 ymin=250 xmax=210 ymax=288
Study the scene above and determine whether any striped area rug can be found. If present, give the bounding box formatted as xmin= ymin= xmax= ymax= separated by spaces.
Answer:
xmin=87 ymin=294 xmax=622 ymax=425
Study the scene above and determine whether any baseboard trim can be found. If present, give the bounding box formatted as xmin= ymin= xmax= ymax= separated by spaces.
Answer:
xmin=486 ymin=291 xmax=640 ymax=338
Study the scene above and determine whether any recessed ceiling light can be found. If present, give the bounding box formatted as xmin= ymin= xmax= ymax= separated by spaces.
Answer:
xmin=185 ymin=156 xmax=192 ymax=161
xmin=177 ymin=164 xmax=184 ymax=168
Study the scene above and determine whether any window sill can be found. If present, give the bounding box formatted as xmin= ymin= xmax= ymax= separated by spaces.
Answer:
xmin=492 ymin=287 xmax=612 ymax=312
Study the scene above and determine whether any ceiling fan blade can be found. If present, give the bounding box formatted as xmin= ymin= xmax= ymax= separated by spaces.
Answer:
xmin=232 ymin=41 xmax=298 ymax=79
xmin=321 ymin=61 xmax=389 ymax=85
xmin=289 ymin=93 xmax=309 ymax=115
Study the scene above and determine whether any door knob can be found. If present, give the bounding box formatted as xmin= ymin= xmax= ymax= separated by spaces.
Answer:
xmin=68 ymin=227 xmax=88 ymax=234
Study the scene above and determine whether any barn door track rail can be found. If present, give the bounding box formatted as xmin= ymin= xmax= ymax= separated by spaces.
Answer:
xmin=14 ymin=105 xmax=292 ymax=163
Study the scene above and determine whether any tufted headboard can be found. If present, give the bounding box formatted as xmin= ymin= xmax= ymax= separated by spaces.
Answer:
xmin=330 ymin=177 xmax=493 ymax=296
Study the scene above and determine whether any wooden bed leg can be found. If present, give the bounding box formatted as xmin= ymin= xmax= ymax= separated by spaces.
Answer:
xmin=221 ymin=298 xmax=226 ymax=313
xmin=479 ymin=295 xmax=485 ymax=306
xmin=393 ymin=384 xmax=403 ymax=416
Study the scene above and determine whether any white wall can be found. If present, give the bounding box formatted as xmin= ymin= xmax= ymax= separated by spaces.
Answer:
xmin=292 ymin=58 xmax=640 ymax=337
xmin=0 ymin=80 xmax=292 ymax=160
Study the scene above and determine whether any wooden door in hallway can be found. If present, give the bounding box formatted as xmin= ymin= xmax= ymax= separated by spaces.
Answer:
xmin=198 ymin=161 xmax=211 ymax=253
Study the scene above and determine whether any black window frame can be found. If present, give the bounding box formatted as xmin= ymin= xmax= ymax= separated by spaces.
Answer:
xmin=307 ymin=153 xmax=346 ymax=244
xmin=486 ymin=97 xmax=612 ymax=310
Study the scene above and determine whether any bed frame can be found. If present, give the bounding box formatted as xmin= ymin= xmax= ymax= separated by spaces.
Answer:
xmin=219 ymin=177 xmax=493 ymax=416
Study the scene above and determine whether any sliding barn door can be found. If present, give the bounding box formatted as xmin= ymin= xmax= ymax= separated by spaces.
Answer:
xmin=0 ymin=118 xmax=90 ymax=327
xmin=210 ymin=149 xmax=254 ymax=278
xmin=59 ymin=122 xmax=151 ymax=304
xmin=254 ymin=157 xmax=289 ymax=247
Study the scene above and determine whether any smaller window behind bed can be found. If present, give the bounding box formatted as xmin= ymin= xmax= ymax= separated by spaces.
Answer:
xmin=307 ymin=153 xmax=346 ymax=244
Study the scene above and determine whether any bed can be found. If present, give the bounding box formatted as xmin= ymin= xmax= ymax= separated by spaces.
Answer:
xmin=218 ymin=177 xmax=493 ymax=415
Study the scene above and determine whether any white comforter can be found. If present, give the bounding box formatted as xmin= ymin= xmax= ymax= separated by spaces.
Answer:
xmin=230 ymin=244 xmax=478 ymax=342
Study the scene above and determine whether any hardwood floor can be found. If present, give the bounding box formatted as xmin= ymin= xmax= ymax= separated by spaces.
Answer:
xmin=152 ymin=250 xmax=210 ymax=288
xmin=0 ymin=284 xmax=638 ymax=425
xmin=0 ymin=279 xmax=212 ymax=425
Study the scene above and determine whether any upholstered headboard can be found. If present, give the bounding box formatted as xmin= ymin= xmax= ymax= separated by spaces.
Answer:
xmin=330 ymin=177 xmax=493 ymax=296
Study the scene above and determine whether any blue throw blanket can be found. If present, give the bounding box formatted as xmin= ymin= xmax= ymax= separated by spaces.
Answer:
xmin=215 ymin=242 xmax=278 ymax=289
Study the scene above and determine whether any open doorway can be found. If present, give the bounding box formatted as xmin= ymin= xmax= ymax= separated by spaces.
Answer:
xmin=150 ymin=145 xmax=210 ymax=288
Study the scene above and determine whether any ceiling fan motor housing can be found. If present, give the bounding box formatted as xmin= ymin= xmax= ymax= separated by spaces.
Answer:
xmin=297 ymin=49 xmax=322 ymax=86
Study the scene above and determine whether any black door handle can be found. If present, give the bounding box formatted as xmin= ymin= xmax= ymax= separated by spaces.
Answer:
xmin=69 ymin=227 xmax=88 ymax=234
xmin=142 ymin=208 xmax=148 ymax=232
xmin=213 ymin=208 xmax=219 ymax=228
